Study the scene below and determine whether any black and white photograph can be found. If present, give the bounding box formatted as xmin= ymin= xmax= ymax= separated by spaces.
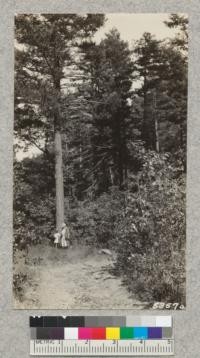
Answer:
xmin=13 ymin=13 xmax=187 ymax=309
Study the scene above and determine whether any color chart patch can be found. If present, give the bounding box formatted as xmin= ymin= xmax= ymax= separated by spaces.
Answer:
xmin=30 ymin=316 xmax=174 ymax=356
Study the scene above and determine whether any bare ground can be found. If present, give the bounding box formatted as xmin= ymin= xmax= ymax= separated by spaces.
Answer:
xmin=14 ymin=244 xmax=147 ymax=309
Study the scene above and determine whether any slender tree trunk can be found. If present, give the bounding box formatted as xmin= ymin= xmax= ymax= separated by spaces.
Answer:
xmin=153 ymin=89 xmax=159 ymax=153
xmin=109 ymin=167 xmax=114 ymax=185
xmin=180 ymin=120 xmax=183 ymax=148
xmin=118 ymin=133 xmax=124 ymax=189
xmin=142 ymin=75 xmax=149 ymax=148
xmin=55 ymin=129 xmax=65 ymax=231
xmin=154 ymin=116 xmax=159 ymax=153
xmin=118 ymin=153 xmax=124 ymax=189
xmin=122 ymin=117 xmax=128 ymax=188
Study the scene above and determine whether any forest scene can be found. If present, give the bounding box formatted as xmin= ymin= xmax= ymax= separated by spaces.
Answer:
xmin=14 ymin=14 xmax=187 ymax=309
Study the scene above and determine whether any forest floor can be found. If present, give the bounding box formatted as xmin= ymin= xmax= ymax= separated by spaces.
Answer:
xmin=14 ymin=244 xmax=148 ymax=309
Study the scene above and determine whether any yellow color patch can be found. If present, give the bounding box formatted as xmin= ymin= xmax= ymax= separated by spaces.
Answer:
xmin=106 ymin=327 xmax=120 ymax=340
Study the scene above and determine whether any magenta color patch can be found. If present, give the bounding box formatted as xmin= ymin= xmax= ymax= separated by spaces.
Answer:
xmin=78 ymin=328 xmax=93 ymax=340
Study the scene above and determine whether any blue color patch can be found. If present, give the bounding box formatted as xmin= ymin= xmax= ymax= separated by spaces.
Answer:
xmin=133 ymin=327 xmax=148 ymax=339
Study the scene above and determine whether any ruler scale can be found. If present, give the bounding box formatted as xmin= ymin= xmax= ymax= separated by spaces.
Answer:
xmin=30 ymin=339 xmax=174 ymax=356
xmin=30 ymin=316 xmax=174 ymax=356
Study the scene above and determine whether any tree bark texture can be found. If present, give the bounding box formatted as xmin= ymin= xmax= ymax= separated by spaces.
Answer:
xmin=55 ymin=130 xmax=65 ymax=231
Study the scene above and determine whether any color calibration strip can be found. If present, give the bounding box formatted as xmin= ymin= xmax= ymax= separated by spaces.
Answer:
xmin=31 ymin=326 xmax=172 ymax=340
xmin=30 ymin=316 xmax=174 ymax=356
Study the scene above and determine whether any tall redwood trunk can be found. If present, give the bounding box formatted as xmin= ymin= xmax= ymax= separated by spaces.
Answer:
xmin=55 ymin=129 xmax=65 ymax=231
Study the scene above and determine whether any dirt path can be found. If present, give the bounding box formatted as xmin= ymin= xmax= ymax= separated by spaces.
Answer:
xmin=14 ymin=245 xmax=147 ymax=309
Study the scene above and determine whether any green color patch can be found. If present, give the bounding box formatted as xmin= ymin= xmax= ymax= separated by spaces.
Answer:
xmin=120 ymin=327 xmax=133 ymax=339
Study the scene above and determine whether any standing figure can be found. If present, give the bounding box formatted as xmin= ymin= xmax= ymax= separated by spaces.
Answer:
xmin=53 ymin=231 xmax=61 ymax=248
xmin=60 ymin=223 xmax=70 ymax=248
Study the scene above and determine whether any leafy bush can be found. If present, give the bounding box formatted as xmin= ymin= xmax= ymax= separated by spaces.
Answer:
xmin=13 ymin=158 xmax=55 ymax=251
xmin=68 ymin=187 xmax=124 ymax=247
xmin=114 ymin=151 xmax=186 ymax=304
xmin=13 ymin=249 xmax=29 ymax=300
xmin=13 ymin=272 xmax=28 ymax=298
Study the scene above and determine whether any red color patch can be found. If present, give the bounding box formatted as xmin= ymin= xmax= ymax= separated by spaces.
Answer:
xmin=91 ymin=327 xmax=106 ymax=339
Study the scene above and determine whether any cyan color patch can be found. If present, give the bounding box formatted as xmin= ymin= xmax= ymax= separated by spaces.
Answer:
xmin=133 ymin=327 xmax=148 ymax=339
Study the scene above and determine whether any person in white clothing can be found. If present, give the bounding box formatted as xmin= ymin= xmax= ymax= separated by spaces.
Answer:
xmin=60 ymin=223 xmax=70 ymax=248
xmin=53 ymin=231 xmax=61 ymax=248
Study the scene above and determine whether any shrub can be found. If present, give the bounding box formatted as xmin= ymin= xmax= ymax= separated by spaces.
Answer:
xmin=114 ymin=151 xmax=186 ymax=304
xmin=13 ymin=157 xmax=55 ymax=251
xmin=68 ymin=187 xmax=124 ymax=247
